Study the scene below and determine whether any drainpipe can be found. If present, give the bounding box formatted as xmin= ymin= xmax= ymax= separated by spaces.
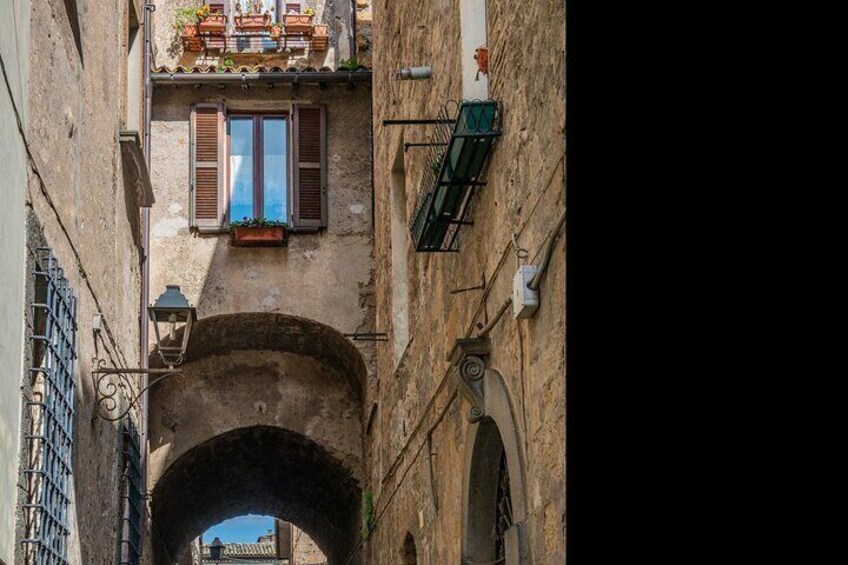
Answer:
xmin=350 ymin=0 xmax=357 ymax=61
xmin=141 ymin=0 xmax=155 ymax=546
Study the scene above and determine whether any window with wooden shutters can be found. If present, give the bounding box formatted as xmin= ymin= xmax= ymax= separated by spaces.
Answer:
xmin=190 ymin=103 xmax=225 ymax=230
xmin=291 ymin=104 xmax=327 ymax=229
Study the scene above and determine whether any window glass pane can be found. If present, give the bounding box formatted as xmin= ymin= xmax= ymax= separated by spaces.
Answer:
xmin=229 ymin=118 xmax=254 ymax=221
xmin=263 ymin=118 xmax=288 ymax=222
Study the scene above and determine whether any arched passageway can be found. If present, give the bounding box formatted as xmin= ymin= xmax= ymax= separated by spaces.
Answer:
xmin=152 ymin=426 xmax=359 ymax=564
xmin=148 ymin=314 xmax=366 ymax=565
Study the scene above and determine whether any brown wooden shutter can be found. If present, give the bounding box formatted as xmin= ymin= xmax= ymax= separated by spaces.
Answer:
xmin=291 ymin=103 xmax=327 ymax=229
xmin=190 ymin=103 xmax=225 ymax=230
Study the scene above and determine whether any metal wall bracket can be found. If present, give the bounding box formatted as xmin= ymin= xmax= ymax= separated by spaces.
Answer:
xmin=448 ymin=337 xmax=491 ymax=422
xmin=91 ymin=358 xmax=183 ymax=422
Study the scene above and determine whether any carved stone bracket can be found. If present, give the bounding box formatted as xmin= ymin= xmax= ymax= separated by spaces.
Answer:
xmin=448 ymin=337 xmax=491 ymax=422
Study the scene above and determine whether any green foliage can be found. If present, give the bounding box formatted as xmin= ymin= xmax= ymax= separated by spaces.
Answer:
xmin=339 ymin=56 xmax=360 ymax=70
xmin=303 ymin=7 xmax=316 ymax=16
xmin=361 ymin=491 xmax=375 ymax=538
xmin=216 ymin=59 xmax=235 ymax=72
xmin=172 ymin=5 xmax=201 ymax=31
xmin=229 ymin=216 xmax=288 ymax=228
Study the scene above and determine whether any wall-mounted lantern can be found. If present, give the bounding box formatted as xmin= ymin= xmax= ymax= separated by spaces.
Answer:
xmin=148 ymin=285 xmax=197 ymax=367
xmin=91 ymin=285 xmax=197 ymax=422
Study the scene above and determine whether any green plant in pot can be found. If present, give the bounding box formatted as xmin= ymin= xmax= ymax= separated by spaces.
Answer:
xmin=230 ymin=217 xmax=288 ymax=247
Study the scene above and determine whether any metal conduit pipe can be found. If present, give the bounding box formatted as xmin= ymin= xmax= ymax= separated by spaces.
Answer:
xmin=529 ymin=207 xmax=566 ymax=290
xmin=395 ymin=66 xmax=432 ymax=80
xmin=150 ymin=71 xmax=373 ymax=84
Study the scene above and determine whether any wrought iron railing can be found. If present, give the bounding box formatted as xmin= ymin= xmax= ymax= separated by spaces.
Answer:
xmin=182 ymin=16 xmax=327 ymax=53
xmin=22 ymin=247 xmax=78 ymax=565
xmin=409 ymin=99 xmax=502 ymax=252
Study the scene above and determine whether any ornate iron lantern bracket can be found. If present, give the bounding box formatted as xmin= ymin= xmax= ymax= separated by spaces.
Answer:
xmin=92 ymin=285 xmax=196 ymax=421
xmin=91 ymin=359 xmax=183 ymax=422
xmin=448 ymin=337 xmax=491 ymax=423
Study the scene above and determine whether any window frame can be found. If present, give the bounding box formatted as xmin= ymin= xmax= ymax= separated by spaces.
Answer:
xmin=225 ymin=111 xmax=291 ymax=224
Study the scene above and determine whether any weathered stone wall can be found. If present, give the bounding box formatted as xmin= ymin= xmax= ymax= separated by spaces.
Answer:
xmin=148 ymin=84 xmax=373 ymax=348
xmin=148 ymin=81 xmax=374 ymax=563
xmin=7 ymin=0 xmax=151 ymax=563
xmin=0 ymin=1 xmax=30 ymax=561
xmin=365 ymin=0 xmax=565 ymax=563
xmin=292 ymin=524 xmax=327 ymax=564
xmin=151 ymin=0 xmax=359 ymax=70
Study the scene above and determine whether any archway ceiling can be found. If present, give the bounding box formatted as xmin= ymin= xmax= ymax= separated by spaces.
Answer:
xmin=151 ymin=313 xmax=368 ymax=396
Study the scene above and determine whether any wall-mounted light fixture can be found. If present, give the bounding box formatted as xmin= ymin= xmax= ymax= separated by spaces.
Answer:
xmin=92 ymin=285 xmax=197 ymax=421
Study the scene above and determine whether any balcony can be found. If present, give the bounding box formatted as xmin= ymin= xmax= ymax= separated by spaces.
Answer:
xmin=180 ymin=13 xmax=329 ymax=54
xmin=408 ymin=100 xmax=502 ymax=253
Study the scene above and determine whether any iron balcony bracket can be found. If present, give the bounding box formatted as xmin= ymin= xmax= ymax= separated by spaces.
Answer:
xmin=343 ymin=332 xmax=389 ymax=342
xmin=91 ymin=358 xmax=183 ymax=422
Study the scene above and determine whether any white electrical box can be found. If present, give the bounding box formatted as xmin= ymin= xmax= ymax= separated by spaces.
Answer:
xmin=513 ymin=265 xmax=539 ymax=319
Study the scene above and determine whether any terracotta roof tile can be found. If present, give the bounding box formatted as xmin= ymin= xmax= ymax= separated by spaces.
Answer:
xmin=202 ymin=541 xmax=277 ymax=557
xmin=152 ymin=64 xmax=372 ymax=74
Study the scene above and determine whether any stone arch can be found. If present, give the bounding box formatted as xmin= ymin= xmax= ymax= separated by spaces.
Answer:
xmin=147 ymin=313 xmax=367 ymax=564
xmin=400 ymin=531 xmax=418 ymax=565
xmin=461 ymin=369 xmax=529 ymax=565
xmin=151 ymin=426 xmax=360 ymax=565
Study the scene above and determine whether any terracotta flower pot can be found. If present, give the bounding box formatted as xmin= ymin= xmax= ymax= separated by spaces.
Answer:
xmin=230 ymin=226 xmax=287 ymax=247
xmin=312 ymin=24 xmax=328 ymax=51
xmin=285 ymin=13 xmax=314 ymax=34
xmin=474 ymin=45 xmax=488 ymax=74
xmin=236 ymin=13 xmax=271 ymax=32
xmin=198 ymin=14 xmax=227 ymax=35
xmin=181 ymin=24 xmax=202 ymax=51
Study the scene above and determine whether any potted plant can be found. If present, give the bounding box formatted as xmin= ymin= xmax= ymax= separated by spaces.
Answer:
xmin=285 ymin=6 xmax=314 ymax=34
xmin=474 ymin=44 xmax=488 ymax=74
xmin=312 ymin=23 xmax=328 ymax=51
xmin=174 ymin=6 xmax=200 ymax=49
xmin=234 ymin=0 xmax=271 ymax=32
xmin=230 ymin=217 xmax=288 ymax=247
xmin=270 ymin=22 xmax=283 ymax=40
xmin=197 ymin=4 xmax=227 ymax=35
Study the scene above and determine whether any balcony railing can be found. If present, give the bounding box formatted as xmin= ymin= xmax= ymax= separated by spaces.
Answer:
xmin=409 ymin=100 xmax=502 ymax=253
xmin=181 ymin=14 xmax=329 ymax=54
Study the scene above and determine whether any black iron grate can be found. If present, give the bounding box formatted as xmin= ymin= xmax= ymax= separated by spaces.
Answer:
xmin=120 ymin=418 xmax=143 ymax=565
xmin=22 ymin=247 xmax=77 ymax=565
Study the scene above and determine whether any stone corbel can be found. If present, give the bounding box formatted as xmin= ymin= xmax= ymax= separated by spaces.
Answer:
xmin=448 ymin=337 xmax=491 ymax=423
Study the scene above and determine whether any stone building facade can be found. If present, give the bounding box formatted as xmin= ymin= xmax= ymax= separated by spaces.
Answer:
xmin=144 ymin=1 xmax=375 ymax=564
xmin=0 ymin=0 xmax=154 ymax=564
xmin=1 ymin=0 xmax=563 ymax=563
xmin=361 ymin=0 xmax=565 ymax=564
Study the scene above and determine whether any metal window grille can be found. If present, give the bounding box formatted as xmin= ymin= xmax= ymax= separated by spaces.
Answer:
xmin=22 ymin=247 xmax=78 ymax=565
xmin=119 ymin=418 xmax=143 ymax=565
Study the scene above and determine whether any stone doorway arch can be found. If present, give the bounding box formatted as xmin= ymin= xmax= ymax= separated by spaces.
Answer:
xmin=461 ymin=369 xmax=529 ymax=565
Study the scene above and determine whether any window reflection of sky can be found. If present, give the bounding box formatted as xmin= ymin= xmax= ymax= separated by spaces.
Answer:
xmin=229 ymin=118 xmax=253 ymax=221
xmin=263 ymin=118 xmax=287 ymax=222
